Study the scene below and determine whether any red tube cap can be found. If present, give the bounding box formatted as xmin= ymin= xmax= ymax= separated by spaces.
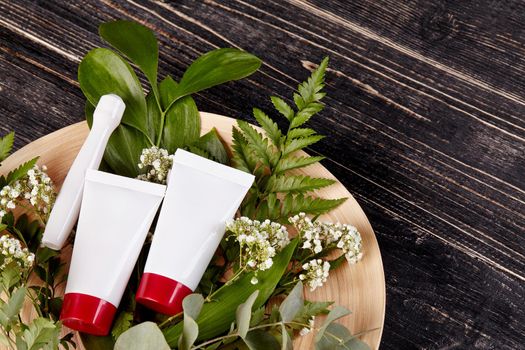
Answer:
xmin=60 ymin=293 xmax=117 ymax=336
xmin=136 ymin=273 xmax=192 ymax=315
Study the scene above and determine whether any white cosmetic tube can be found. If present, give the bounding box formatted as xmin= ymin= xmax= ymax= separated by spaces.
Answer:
xmin=42 ymin=94 xmax=125 ymax=250
xmin=60 ymin=169 xmax=165 ymax=336
xmin=136 ymin=149 xmax=254 ymax=315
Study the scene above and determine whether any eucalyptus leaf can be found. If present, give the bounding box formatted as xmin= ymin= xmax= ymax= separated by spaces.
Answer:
xmin=79 ymin=48 xmax=148 ymax=137
xmin=159 ymin=76 xmax=200 ymax=152
xmin=236 ymin=290 xmax=259 ymax=339
xmin=114 ymin=322 xmax=169 ymax=350
xmin=178 ymin=316 xmax=199 ymax=350
xmin=279 ymin=281 xmax=304 ymax=323
xmin=189 ymin=128 xmax=229 ymax=164
xmin=315 ymin=306 xmax=351 ymax=343
xmin=183 ymin=294 xmax=205 ymax=321
xmin=244 ymin=330 xmax=280 ymax=350
xmin=164 ymin=239 xmax=299 ymax=346
xmin=99 ymin=20 xmax=159 ymax=95
xmin=167 ymin=48 xmax=261 ymax=111
xmin=315 ymin=323 xmax=371 ymax=350
xmin=281 ymin=325 xmax=293 ymax=350
xmin=86 ymin=102 xmax=149 ymax=177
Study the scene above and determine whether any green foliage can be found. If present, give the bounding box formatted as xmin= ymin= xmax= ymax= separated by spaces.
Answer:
xmin=79 ymin=20 xmax=261 ymax=177
xmin=163 ymin=239 xmax=298 ymax=346
xmin=0 ymin=131 xmax=14 ymax=164
xmin=111 ymin=311 xmax=134 ymax=340
xmin=6 ymin=157 xmax=38 ymax=184
xmin=235 ymin=290 xmax=259 ymax=339
xmin=179 ymin=294 xmax=204 ymax=350
xmin=231 ymin=57 xmax=346 ymax=221
xmin=114 ymin=322 xmax=170 ymax=350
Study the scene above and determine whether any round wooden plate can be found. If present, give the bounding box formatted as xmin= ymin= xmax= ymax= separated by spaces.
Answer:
xmin=0 ymin=113 xmax=385 ymax=349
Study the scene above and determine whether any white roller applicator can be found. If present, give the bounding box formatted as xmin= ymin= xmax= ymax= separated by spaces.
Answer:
xmin=42 ymin=94 xmax=125 ymax=250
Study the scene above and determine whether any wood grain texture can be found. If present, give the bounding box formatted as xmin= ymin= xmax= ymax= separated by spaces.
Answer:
xmin=0 ymin=116 xmax=386 ymax=349
xmin=0 ymin=0 xmax=524 ymax=349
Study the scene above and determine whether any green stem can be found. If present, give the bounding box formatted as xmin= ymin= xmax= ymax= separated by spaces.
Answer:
xmin=155 ymin=110 xmax=166 ymax=147
xmin=205 ymin=266 xmax=247 ymax=302
xmin=158 ymin=311 xmax=183 ymax=329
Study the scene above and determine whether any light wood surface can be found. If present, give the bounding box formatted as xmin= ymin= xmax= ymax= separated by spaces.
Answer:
xmin=0 ymin=113 xmax=385 ymax=349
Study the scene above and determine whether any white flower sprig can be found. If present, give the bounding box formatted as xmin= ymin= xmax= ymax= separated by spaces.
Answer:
xmin=0 ymin=165 xmax=55 ymax=221
xmin=0 ymin=234 xmax=34 ymax=270
xmin=299 ymin=259 xmax=330 ymax=291
xmin=290 ymin=213 xmax=363 ymax=264
xmin=137 ymin=146 xmax=173 ymax=184
xmin=226 ymin=217 xmax=290 ymax=284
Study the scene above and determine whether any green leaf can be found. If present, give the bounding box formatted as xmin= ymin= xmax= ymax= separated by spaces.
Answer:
xmin=0 ymin=131 xmax=14 ymax=163
xmin=179 ymin=294 xmax=204 ymax=350
xmin=159 ymin=76 xmax=200 ymax=153
xmin=0 ymin=287 xmax=26 ymax=324
xmin=190 ymin=128 xmax=229 ymax=165
xmin=231 ymin=127 xmax=256 ymax=173
xmin=290 ymin=102 xmax=324 ymax=129
xmin=270 ymin=96 xmax=294 ymax=121
xmin=295 ymin=57 xmax=328 ymax=109
xmin=282 ymin=195 xmax=347 ymax=217
xmin=244 ymin=330 xmax=280 ymax=350
xmin=282 ymin=135 xmax=324 ymax=157
xmin=281 ymin=325 xmax=292 ymax=350
xmin=170 ymin=48 xmax=261 ymax=108
xmin=237 ymin=120 xmax=273 ymax=167
xmin=274 ymin=156 xmax=324 ymax=174
xmin=236 ymin=290 xmax=259 ymax=339
xmin=0 ymin=224 xmax=6 ymax=232
xmin=115 ymin=322 xmax=170 ymax=350
xmin=249 ymin=307 xmax=266 ymax=327
xmin=22 ymin=317 xmax=60 ymax=350
xmin=164 ymin=239 xmax=299 ymax=346
xmin=111 ymin=311 xmax=134 ymax=340
xmin=1 ymin=262 xmax=22 ymax=292
xmin=80 ymin=333 xmax=115 ymax=350
xmin=268 ymin=175 xmax=335 ymax=194
xmin=279 ymin=282 xmax=304 ymax=323
xmin=253 ymin=108 xmax=282 ymax=147
xmin=99 ymin=20 xmax=159 ymax=94
xmin=287 ymin=128 xmax=316 ymax=139
xmin=86 ymin=102 xmax=149 ymax=177
xmin=6 ymin=157 xmax=38 ymax=184
xmin=315 ymin=323 xmax=370 ymax=350
xmin=315 ymin=306 xmax=351 ymax=343
xmin=78 ymin=48 xmax=148 ymax=136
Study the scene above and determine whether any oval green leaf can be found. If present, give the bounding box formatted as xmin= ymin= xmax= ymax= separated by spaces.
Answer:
xmin=99 ymin=20 xmax=159 ymax=91
xmin=115 ymin=322 xmax=170 ymax=350
xmin=78 ymin=48 xmax=148 ymax=136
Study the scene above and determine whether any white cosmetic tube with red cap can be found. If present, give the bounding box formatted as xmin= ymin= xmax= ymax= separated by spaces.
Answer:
xmin=136 ymin=149 xmax=254 ymax=315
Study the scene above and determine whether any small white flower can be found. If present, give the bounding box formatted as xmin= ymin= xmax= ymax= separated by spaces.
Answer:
xmin=300 ymin=259 xmax=331 ymax=291
xmin=137 ymin=147 xmax=173 ymax=184
xmin=250 ymin=277 xmax=258 ymax=285
xmin=0 ymin=234 xmax=34 ymax=270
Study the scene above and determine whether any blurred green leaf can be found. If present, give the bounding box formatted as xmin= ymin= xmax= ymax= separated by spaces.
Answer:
xmin=315 ymin=306 xmax=351 ymax=343
xmin=115 ymin=322 xmax=169 ymax=350
xmin=0 ymin=131 xmax=14 ymax=163
xmin=22 ymin=317 xmax=60 ymax=350
xmin=244 ymin=330 xmax=280 ymax=350
xmin=79 ymin=48 xmax=148 ymax=137
xmin=279 ymin=282 xmax=303 ymax=323
xmin=99 ymin=20 xmax=159 ymax=96
xmin=236 ymin=290 xmax=259 ymax=339
xmin=189 ymin=128 xmax=229 ymax=164
xmin=112 ymin=311 xmax=134 ymax=340
xmin=6 ymin=157 xmax=38 ymax=184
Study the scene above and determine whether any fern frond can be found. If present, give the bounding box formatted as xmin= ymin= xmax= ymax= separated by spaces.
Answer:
xmin=282 ymin=135 xmax=324 ymax=157
xmin=0 ymin=132 xmax=14 ymax=163
xmin=267 ymin=175 xmax=335 ymax=193
xmin=253 ymin=108 xmax=282 ymax=147
xmin=274 ymin=156 xmax=324 ymax=174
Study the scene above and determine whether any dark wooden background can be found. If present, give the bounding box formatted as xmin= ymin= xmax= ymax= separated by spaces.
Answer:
xmin=1 ymin=1 xmax=524 ymax=349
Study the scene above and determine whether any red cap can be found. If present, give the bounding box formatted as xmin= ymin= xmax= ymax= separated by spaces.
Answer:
xmin=136 ymin=273 xmax=192 ymax=315
xmin=60 ymin=293 xmax=117 ymax=336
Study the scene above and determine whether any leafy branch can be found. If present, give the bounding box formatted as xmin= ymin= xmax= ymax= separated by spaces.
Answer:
xmin=232 ymin=57 xmax=346 ymax=222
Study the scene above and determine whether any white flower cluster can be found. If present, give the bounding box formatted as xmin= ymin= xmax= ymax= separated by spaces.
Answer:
xmin=0 ymin=234 xmax=34 ymax=270
xmin=0 ymin=165 xmax=55 ymax=219
xmin=299 ymin=259 xmax=330 ymax=291
xmin=137 ymin=146 xmax=173 ymax=184
xmin=290 ymin=213 xmax=363 ymax=264
xmin=226 ymin=217 xmax=290 ymax=284
xmin=299 ymin=316 xmax=315 ymax=336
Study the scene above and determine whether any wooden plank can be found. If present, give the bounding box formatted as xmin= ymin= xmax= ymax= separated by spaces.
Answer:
xmin=0 ymin=0 xmax=524 ymax=348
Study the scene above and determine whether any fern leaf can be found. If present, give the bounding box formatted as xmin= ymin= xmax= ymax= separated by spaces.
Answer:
xmin=290 ymin=102 xmax=324 ymax=129
xmin=282 ymin=194 xmax=346 ymax=217
xmin=6 ymin=157 xmax=38 ymax=184
xmin=231 ymin=126 xmax=256 ymax=173
xmin=282 ymin=135 xmax=324 ymax=157
xmin=267 ymin=175 xmax=335 ymax=193
xmin=0 ymin=132 xmax=14 ymax=163
xmin=287 ymin=128 xmax=316 ymax=140
xmin=274 ymin=156 xmax=324 ymax=174
xmin=294 ymin=57 xmax=328 ymax=109
xmin=253 ymin=108 xmax=282 ymax=147
xmin=270 ymin=96 xmax=294 ymax=121
xmin=236 ymin=120 xmax=273 ymax=167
